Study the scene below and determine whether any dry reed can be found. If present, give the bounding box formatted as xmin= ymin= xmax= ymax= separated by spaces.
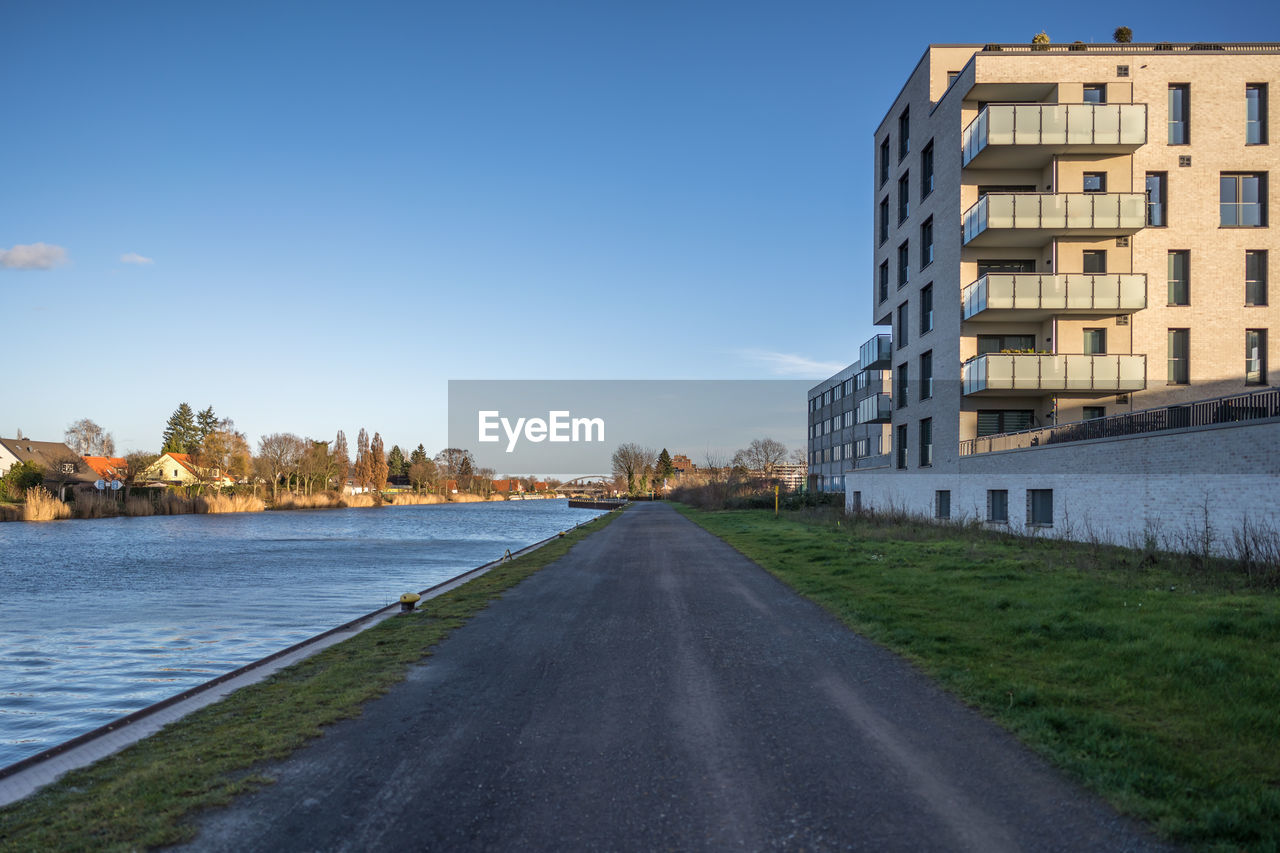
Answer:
xmin=386 ymin=492 xmax=445 ymax=506
xmin=344 ymin=493 xmax=379 ymax=508
xmin=125 ymin=496 xmax=156 ymax=517
xmin=157 ymin=493 xmax=196 ymax=515
xmin=73 ymin=492 xmax=121 ymax=519
xmin=449 ymin=493 xmax=484 ymax=503
xmin=197 ymin=494 xmax=266 ymax=514
xmin=22 ymin=488 xmax=72 ymax=522
xmin=271 ymin=491 xmax=346 ymax=510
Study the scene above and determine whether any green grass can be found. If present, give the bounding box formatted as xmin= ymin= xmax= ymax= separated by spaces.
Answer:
xmin=0 ymin=510 xmax=620 ymax=852
xmin=676 ymin=504 xmax=1280 ymax=852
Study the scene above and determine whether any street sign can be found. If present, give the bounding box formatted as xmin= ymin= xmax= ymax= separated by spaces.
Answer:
xmin=110 ymin=480 xmax=122 ymax=491
xmin=94 ymin=479 xmax=106 ymax=491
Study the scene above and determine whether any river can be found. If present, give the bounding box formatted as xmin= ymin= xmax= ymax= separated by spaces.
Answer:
xmin=0 ymin=499 xmax=602 ymax=769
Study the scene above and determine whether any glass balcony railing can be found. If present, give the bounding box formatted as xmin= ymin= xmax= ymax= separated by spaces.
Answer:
xmin=962 ymin=192 xmax=1146 ymax=245
xmin=962 ymin=103 xmax=1147 ymax=167
xmin=962 ymin=353 xmax=1147 ymax=395
xmin=962 ymin=273 xmax=1147 ymax=320
xmin=859 ymin=334 xmax=892 ymax=370
xmin=855 ymin=393 xmax=892 ymax=424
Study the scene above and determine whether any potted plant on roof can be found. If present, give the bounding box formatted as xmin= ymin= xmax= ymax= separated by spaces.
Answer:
xmin=1032 ymin=31 xmax=1050 ymax=51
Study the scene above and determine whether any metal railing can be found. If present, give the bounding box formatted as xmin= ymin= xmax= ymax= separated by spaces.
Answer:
xmin=960 ymin=386 xmax=1280 ymax=455
xmin=962 ymin=103 xmax=1146 ymax=166
xmin=963 ymin=192 xmax=1146 ymax=244
xmin=962 ymin=353 xmax=1146 ymax=395
xmin=961 ymin=273 xmax=1146 ymax=319
xmin=859 ymin=334 xmax=892 ymax=370
xmin=978 ymin=42 xmax=1280 ymax=54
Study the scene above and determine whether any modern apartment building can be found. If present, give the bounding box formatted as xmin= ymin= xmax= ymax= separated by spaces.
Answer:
xmin=807 ymin=354 xmax=891 ymax=492
xmin=853 ymin=42 xmax=1279 ymax=544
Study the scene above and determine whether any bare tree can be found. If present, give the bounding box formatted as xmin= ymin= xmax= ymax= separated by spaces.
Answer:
xmin=256 ymin=433 xmax=304 ymax=502
xmin=434 ymin=448 xmax=475 ymax=487
xmin=65 ymin=418 xmax=115 ymax=456
xmin=732 ymin=437 xmax=788 ymax=476
xmin=195 ymin=419 xmax=252 ymax=494
xmin=408 ymin=457 xmax=437 ymax=493
xmin=329 ymin=431 xmax=350 ymax=492
xmin=611 ymin=443 xmax=657 ymax=496
xmin=353 ymin=428 xmax=372 ymax=492
xmin=370 ymin=432 xmax=388 ymax=492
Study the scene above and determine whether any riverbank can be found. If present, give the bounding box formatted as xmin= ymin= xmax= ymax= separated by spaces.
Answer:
xmin=675 ymin=504 xmax=1280 ymax=850
xmin=0 ymin=508 xmax=621 ymax=851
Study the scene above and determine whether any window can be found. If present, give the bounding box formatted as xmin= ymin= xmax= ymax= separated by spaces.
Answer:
xmin=935 ymin=490 xmax=951 ymax=520
xmin=896 ymin=362 xmax=908 ymax=408
xmin=947 ymin=71 xmax=960 ymax=87
xmin=1083 ymin=328 xmax=1107 ymax=355
xmin=1146 ymin=172 xmax=1167 ymax=227
xmin=921 ymin=141 xmax=934 ymax=199
xmin=977 ymin=410 xmax=1034 ymax=436
xmin=977 ymin=334 xmax=1035 ymax=354
xmin=1083 ymin=406 xmax=1106 ymax=420
xmin=919 ymin=418 xmax=933 ymax=467
xmin=1168 ymin=250 xmax=1190 ymax=305
xmin=897 ymin=242 xmax=910 ymax=288
xmin=1246 ymin=250 xmax=1268 ymax=306
xmin=879 ymin=137 xmax=890 ymax=186
xmin=1247 ymin=84 xmax=1268 ymax=145
xmin=919 ymin=350 xmax=933 ymax=399
xmin=1083 ymin=172 xmax=1107 ymax=193
xmin=1028 ymin=489 xmax=1054 ymax=526
xmin=978 ymin=259 xmax=1035 ymax=275
xmin=856 ymin=370 xmax=869 ymax=391
xmin=898 ymin=107 xmax=910 ymax=160
xmin=878 ymin=261 xmax=889 ymax=303
xmin=1221 ymin=173 xmax=1266 ymax=227
xmin=878 ymin=198 xmax=889 ymax=245
xmin=896 ymin=302 xmax=909 ymax=346
xmin=1083 ymin=250 xmax=1107 ymax=274
xmin=898 ymin=173 xmax=910 ymax=223
xmin=920 ymin=283 xmax=934 ymax=333
xmin=1083 ymin=84 xmax=1106 ymax=104
xmin=896 ymin=424 xmax=908 ymax=469
xmin=920 ymin=218 xmax=933 ymax=268
xmin=987 ymin=489 xmax=1009 ymax=523
xmin=1168 ymin=84 xmax=1189 ymax=144
xmin=1168 ymin=329 xmax=1190 ymax=384
xmin=1247 ymin=329 xmax=1267 ymax=385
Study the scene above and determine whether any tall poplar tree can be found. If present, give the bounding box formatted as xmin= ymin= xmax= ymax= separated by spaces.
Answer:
xmin=370 ymin=432 xmax=388 ymax=491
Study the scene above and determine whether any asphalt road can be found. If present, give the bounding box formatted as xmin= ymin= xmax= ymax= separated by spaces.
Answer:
xmin=181 ymin=502 xmax=1172 ymax=852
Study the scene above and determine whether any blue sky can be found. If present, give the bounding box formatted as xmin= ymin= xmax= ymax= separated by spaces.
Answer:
xmin=3 ymin=0 xmax=1276 ymax=454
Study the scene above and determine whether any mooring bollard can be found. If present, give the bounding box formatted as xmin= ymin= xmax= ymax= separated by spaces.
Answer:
xmin=399 ymin=592 xmax=421 ymax=612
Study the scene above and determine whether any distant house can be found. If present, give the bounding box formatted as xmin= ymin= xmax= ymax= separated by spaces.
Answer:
xmin=82 ymin=456 xmax=128 ymax=481
xmin=671 ymin=454 xmax=695 ymax=475
xmin=533 ymin=481 xmax=548 ymax=492
xmin=0 ymin=438 xmax=97 ymax=497
xmin=139 ymin=452 xmax=234 ymax=488
xmin=446 ymin=479 xmax=458 ymax=494
xmin=492 ymin=479 xmax=524 ymax=493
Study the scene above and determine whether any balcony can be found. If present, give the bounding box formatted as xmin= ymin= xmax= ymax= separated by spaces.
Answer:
xmin=961 ymin=273 xmax=1146 ymax=322
xmin=962 ymin=192 xmax=1146 ymax=247
xmin=856 ymin=393 xmax=892 ymax=424
xmin=962 ymin=353 xmax=1146 ymax=396
xmin=962 ymin=103 xmax=1147 ymax=169
xmin=859 ymin=334 xmax=892 ymax=370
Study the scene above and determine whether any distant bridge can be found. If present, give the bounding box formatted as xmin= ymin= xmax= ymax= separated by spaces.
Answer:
xmin=559 ymin=475 xmax=615 ymax=494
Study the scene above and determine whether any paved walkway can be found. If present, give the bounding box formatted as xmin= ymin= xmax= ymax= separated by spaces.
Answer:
xmin=183 ymin=503 xmax=1171 ymax=851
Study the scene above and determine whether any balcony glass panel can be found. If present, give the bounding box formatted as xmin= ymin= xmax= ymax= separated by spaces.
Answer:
xmin=962 ymin=354 xmax=1147 ymax=395
xmin=962 ymin=104 xmax=1147 ymax=167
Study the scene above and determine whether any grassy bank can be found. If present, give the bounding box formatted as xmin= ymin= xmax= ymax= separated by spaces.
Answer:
xmin=676 ymin=505 xmax=1280 ymax=851
xmin=0 ymin=509 xmax=620 ymax=852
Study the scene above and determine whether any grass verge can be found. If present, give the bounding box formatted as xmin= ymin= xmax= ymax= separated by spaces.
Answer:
xmin=0 ymin=509 xmax=619 ymax=852
xmin=675 ymin=504 xmax=1280 ymax=852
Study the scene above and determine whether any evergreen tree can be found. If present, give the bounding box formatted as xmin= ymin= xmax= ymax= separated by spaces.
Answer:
xmin=387 ymin=445 xmax=407 ymax=478
xmin=409 ymin=444 xmax=428 ymax=467
xmin=196 ymin=406 xmax=218 ymax=444
xmin=458 ymin=455 xmax=474 ymax=490
xmin=656 ymin=448 xmax=674 ymax=481
xmin=161 ymin=403 xmax=198 ymax=454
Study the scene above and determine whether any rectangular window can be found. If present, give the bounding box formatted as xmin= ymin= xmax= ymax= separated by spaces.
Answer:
xmin=977 ymin=259 xmax=1035 ymax=275
xmin=988 ymin=489 xmax=1009 ymax=523
xmin=1083 ymin=84 xmax=1106 ymax=104
xmin=920 ymin=217 xmax=933 ymax=268
xmin=1083 ymin=250 xmax=1107 ymax=274
xmin=1083 ymin=406 xmax=1106 ymax=420
xmin=896 ymin=302 xmax=909 ymax=347
xmin=1168 ymin=250 xmax=1190 ymax=305
xmin=1168 ymin=84 xmax=1189 ymax=144
xmin=896 ymin=424 xmax=908 ymax=469
xmin=896 ymin=362 xmax=909 ymax=408
xmin=1028 ymin=489 xmax=1054 ymax=526
xmin=920 ymin=350 xmax=933 ymax=399
xmin=1146 ymin=172 xmax=1167 ymax=227
xmin=1247 ymin=84 xmax=1268 ymax=145
xmin=935 ymin=490 xmax=951 ymax=520
xmin=878 ymin=261 xmax=889 ymax=304
xmin=1221 ymin=173 xmax=1266 ymax=227
xmin=921 ymin=141 xmax=934 ymax=199
xmin=1083 ymin=172 xmax=1107 ymax=193
xmin=1083 ymin=328 xmax=1107 ymax=355
xmin=919 ymin=418 xmax=933 ymax=467
xmin=878 ymin=198 xmax=889 ymax=245
xmin=856 ymin=370 xmax=869 ymax=391
xmin=976 ymin=410 xmax=1034 ymax=436
xmin=977 ymin=334 xmax=1035 ymax=354
xmin=897 ymin=242 xmax=910 ymax=288
xmin=920 ymin=283 xmax=934 ymax=333
xmin=1246 ymin=250 xmax=1268 ymax=306
xmin=898 ymin=173 xmax=910 ymax=223
xmin=1247 ymin=329 xmax=1267 ymax=385
xmin=1168 ymin=329 xmax=1190 ymax=384
xmin=898 ymin=107 xmax=910 ymax=160
xmin=879 ymin=138 xmax=890 ymax=186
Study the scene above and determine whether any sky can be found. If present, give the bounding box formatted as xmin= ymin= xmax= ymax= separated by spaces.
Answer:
xmin=4 ymin=0 xmax=1277 ymax=455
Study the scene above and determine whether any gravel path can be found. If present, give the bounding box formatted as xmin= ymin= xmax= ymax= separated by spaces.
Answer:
xmin=181 ymin=502 xmax=1173 ymax=852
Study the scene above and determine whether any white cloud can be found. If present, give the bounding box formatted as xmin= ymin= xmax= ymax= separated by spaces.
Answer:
xmin=739 ymin=349 xmax=845 ymax=377
xmin=120 ymin=252 xmax=155 ymax=265
xmin=0 ymin=243 xmax=69 ymax=270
